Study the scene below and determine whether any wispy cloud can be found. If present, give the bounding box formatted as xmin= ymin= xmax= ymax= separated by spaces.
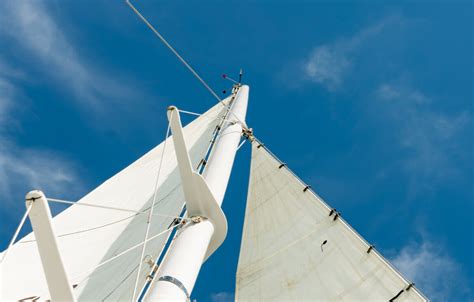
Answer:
xmin=302 ymin=16 xmax=400 ymax=90
xmin=392 ymin=239 xmax=470 ymax=301
xmin=0 ymin=0 xmax=136 ymax=112
xmin=0 ymin=57 xmax=84 ymax=210
xmin=0 ymin=78 xmax=15 ymax=127
xmin=304 ymin=45 xmax=351 ymax=89
xmin=374 ymin=82 xmax=471 ymax=196
xmin=0 ymin=141 xmax=83 ymax=205
xmin=210 ymin=292 xmax=234 ymax=302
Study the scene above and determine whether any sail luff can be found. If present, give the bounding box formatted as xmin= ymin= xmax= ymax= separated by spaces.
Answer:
xmin=236 ymin=141 xmax=428 ymax=301
xmin=253 ymin=138 xmax=426 ymax=298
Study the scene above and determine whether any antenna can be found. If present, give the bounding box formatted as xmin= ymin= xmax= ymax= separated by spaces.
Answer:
xmin=126 ymin=0 xmax=250 ymax=129
xmin=222 ymin=69 xmax=244 ymax=84
xmin=222 ymin=74 xmax=239 ymax=84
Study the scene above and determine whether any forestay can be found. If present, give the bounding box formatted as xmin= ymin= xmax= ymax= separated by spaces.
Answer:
xmin=0 ymin=100 xmax=229 ymax=301
xmin=236 ymin=142 xmax=427 ymax=301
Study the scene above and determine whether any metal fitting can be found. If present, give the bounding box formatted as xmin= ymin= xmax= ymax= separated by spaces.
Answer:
xmin=190 ymin=216 xmax=203 ymax=223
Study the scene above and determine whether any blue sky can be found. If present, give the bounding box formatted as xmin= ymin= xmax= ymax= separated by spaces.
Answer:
xmin=0 ymin=1 xmax=472 ymax=301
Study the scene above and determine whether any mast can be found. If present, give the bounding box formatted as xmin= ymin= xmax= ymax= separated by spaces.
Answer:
xmin=145 ymin=85 xmax=249 ymax=301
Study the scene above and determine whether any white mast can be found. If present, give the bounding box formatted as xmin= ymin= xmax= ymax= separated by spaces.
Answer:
xmin=145 ymin=85 xmax=249 ymax=301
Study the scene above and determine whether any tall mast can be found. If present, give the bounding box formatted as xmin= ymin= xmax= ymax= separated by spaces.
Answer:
xmin=145 ymin=85 xmax=249 ymax=301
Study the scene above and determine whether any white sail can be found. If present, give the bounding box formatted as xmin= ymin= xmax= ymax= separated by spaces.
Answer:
xmin=0 ymin=100 xmax=229 ymax=301
xmin=236 ymin=142 xmax=427 ymax=301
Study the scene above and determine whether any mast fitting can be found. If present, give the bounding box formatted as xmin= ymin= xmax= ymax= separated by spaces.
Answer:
xmin=190 ymin=216 xmax=204 ymax=223
xmin=367 ymin=245 xmax=375 ymax=254
xmin=329 ymin=208 xmax=340 ymax=221
xmin=242 ymin=127 xmax=254 ymax=141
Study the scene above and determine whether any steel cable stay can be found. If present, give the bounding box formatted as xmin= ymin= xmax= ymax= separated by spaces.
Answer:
xmin=132 ymin=111 xmax=174 ymax=300
xmin=46 ymin=198 xmax=185 ymax=221
xmin=125 ymin=0 xmax=222 ymax=104
xmin=0 ymin=203 xmax=33 ymax=264
xmin=125 ymin=0 xmax=251 ymax=132
xmin=70 ymin=221 xmax=186 ymax=288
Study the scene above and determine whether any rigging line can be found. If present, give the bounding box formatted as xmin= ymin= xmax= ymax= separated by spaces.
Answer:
xmin=103 ymin=263 xmax=141 ymax=301
xmin=179 ymin=108 xmax=241 ymax=129
xmin=132 ymin=113 xmax=173 ymax=301
xmin=46 ymin=198 xmax=183 ymax=220
xmin=125 ymin=0 xmax=222 ymax=103
xmin=72 ymin=222 xmax=184 ymax=287
xmin=139 ymin=205 xmax=187 ymax=299
xmin=0 ymin=203 xmax=33 ymax=264
xmin=138 ymin=110 xmax=225 ymax=298
xmin=20 ymin=213 xmax=139 ymax=243
xmin=178 ymin=109 xmax=202 ymax=117
xmin=21 ymin=186 xmax=185 ymax=244
xmin=218 ymin=84 xmax=249 ymax=134
xmin=236 ymin=138 xmax=246 ymax=151
xmin=198 ymin=86 xmax=245 ymax=176
xmin=250 ymin=138 xmax=425 ymax=299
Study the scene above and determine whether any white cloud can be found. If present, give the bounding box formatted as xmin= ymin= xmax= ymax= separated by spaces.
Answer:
xmin=377 ymin=83 xmax=429 ymax=104
xmin=0 ymin=1 xmax=135 ymax=112
xmin=0 ymin=78 xmax=15 ymax=127
xmin=210 ymin=292 xmax=234 ymax=302
xmin=304 ymin=45 xmax=350 ymax=89
xmin=302 ymin=16 xmax=399 ymax=89
xmin=392 ymin=240 xmax=469 ymax=301
xmin=0 ymin=141 xmax=83 ymax=205
xmin=374 ymin=82 xmax=471 ymax=195
xmin=0 ymin=57 xmax=84 ymax=209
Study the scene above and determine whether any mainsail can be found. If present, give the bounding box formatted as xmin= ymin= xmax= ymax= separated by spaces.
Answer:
xmin=236 ymin=142 xmax=427 ymax=301
xmin=0 ymin=100 xmax=229 ymax=301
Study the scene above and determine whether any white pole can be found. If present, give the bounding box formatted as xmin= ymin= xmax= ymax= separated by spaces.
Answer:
xmin=25 ymin=190 xmax=76 ymax=301
xmin=145 ymin=85 xmax=249 ymax=301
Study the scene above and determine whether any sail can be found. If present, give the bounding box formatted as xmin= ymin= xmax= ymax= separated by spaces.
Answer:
xmin=1 ymin=100 xmax=229 ymax=301
xmin=236 ymin=142 xmax=427 ymax=301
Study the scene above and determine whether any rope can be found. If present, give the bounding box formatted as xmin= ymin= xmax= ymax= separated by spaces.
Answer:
xmin=178 ymin=108 xmax=243 ymax=129
xmin=178 ymin=109 xmax=202 ymax=117
xmin=20 ymin=185 xmax=184 ymax=244
xmin=125 ymin=0 xmax=222 ymax=104
xmin=125 ymin=1 xmax=251 ymax=133
xmin=46 ymin=198 xmax=182 ymax=221
xmin=20 ymin=213 xmax=139 ymax=243
xmin=0 ymin=203 xmax=33 ymax=264
xmin=236 ymin=138 xmax=246 ymax=151
xmin=132 ymin=113 xmax=173 ymax=300
xmin=125 ymin=1 xmax=251 ymax=136
xmin=72 ymin=222 xmax=183 ymax=287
